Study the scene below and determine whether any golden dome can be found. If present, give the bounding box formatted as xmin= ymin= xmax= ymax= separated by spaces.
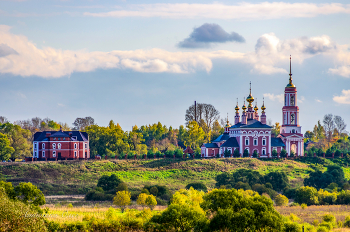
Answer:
xmin=242 ymin=103 xmax=247 ymax=112
xmin=235 ymin=104 xmax=240 ymax=111
xmin=261 ymin=104 xmax=266 ymax=112
xmin=246 ymin=94 xmax=254 ymax=104
xmin=254 ymin=104 xmax=258 ymax=112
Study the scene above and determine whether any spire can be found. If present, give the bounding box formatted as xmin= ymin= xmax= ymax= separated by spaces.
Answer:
xmin=247 ymin=81 xmax=254 ymax=107
xmin=235 ymin=98 xmax=240 ymax=112
xmin=254 ymin=97 xmax=259 ymax=112
xmin=250 ymin=81 xmax=251 ymax=95
xmin=226 ymin=113 xmax=229 ymax=125
xmin=261 ymin=97 xmax=266 ymax=113
xmin=287 ymin=55 xmax=295 ymax=88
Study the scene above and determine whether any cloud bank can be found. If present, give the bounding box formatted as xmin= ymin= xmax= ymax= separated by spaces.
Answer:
xmin=84 ymin=3 xmax=350 ymax=20
xmin=333 ymin=90 xmax=350 ymax=104
xmin=178 ymin=23 xmax=245 ymax=48
xmin=0 ymin=25 xmax=349 ymax=78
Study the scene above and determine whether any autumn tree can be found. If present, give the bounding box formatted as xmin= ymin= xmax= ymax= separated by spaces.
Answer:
xmin=323 ymin=114 xmax=335 ymax=143
xmin=137 ymin=193 xmax=149 ymax=209
xmin=183 ymin=121 xmax=205 ymax=149
xmin=334 ymin=115 xmax=347 ymax=136
xmin=145 ymin=195 xmax=157 ymax=210
xmin=113 ymin=191 xmax=131 ymax=213
xmin=274 ymin=194 xmax=289 ymax=206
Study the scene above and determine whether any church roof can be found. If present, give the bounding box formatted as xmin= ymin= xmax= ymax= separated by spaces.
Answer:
xmin=49 ymin=131 xmax=69 ymax=137
xmin=202 ymin=143 xmax=219 ymax=148
xmin=212 ymin=132 xmax=230 ymax=142
xmin=230 ymin=119 xmax=272 ymax=129
xmin=279 ymin=133 xmax=303 ymax=138
xmin=221 ymin=137 xmax=239 ymax=147
xmin=34 ymin=131 xmax=89 ymax=141
xmin=271 ymin=138 xmax=285 ymax=147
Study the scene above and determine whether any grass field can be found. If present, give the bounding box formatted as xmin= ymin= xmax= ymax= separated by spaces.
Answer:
xmin=1 ymin=157 xmax=349 ymax=195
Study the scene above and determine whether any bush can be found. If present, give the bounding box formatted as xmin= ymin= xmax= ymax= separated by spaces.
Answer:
xmin=243 ymin=149 xmax=250 ymax=158
xmin=318 ymin=222 xmax=332 ymax=230
xmin=280 ymin=149 xmax=287 ymax=158
xmin=295 ymin=186 xmax=319 ymax=205
xmin=344 ymin=216 xmax=350 ymax=228
xmin=275 ymin=194 xmax=289 ymax=206
xmin=116 ymin=183 xmax=128 ymax=192
xmin=322 ymin=214 xmax=336 ymax=228
xmin=301 ymin=203 xmax=307 ymax=209
xmin=150 ymin=187 xmax=158 ymax=197
xmin=316 ymin=226 xmax=329 ymax=232
xmin=233 ymin=149 xmax=240 ymax=158
xmin=252 ymin=150 xmax=258 ymax=158
xmin=283 ymin=222 xmax=302 ymax=232
xmin=185 ymin=183 xmax=207 ymax=192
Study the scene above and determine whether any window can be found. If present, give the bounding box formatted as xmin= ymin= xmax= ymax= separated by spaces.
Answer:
xmin=285 ymin=95 xmax=287 ymax=105
xmin=284 ymin=114 xmax=287 ymax=124
xmin=53 ymin=138 xmax=56 ymax=140
xmin=63 ymin=137 xmax=66 ymax=140
xmin=74 ymin=151 xmax=77 ymax=157
xmin=262 ymin=148 xmax=266 ymax=155
xmin=53 ymin=151 xmax=56 ymax=157
xmin=85 ymin=143 xmax=87 ymax=149
xmin=290 ymin=95 xmax=295 ymax=106
xmin=262 ymin=138 xmax=266 ymax=146
xmin=42 ymin=151 xmax=45 ymax=157
xmin=34 ymin=143 xmax=37 ymax=149
xmin=34 ymin=151 xmax=37 ymax=157
xmin=58 ymin=143 xmax=61 ymax=149
xmin=42 ymin=143 xmax=45 ymax=149
xmin=292 ymin=129 xmax=295 ymax=133
xmin=245 ymin=138 xmax=249 ymax=146
xmin=52 ymin=143 xmax=56 ymax=149
xmin=291 ymin=114 xmax=295 ymax=124
xmin=254 ymin=138 xmax=258 ymax=146
xmin=74 ymin=143 xmax=77 ymax=149
xmin=58 ymin=138 xmax=61 ymax=140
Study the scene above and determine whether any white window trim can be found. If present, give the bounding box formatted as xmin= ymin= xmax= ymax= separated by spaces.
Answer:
xmin=262 ymin=138 xmax=266 ymax=146
xmin=58 ymin=143 xmax=61 ymax=149
xmin=42 ymin=143 xmax=45 ymax=149
xmin=42 ymin=151 xmax=45 ymax=157
xmin=52 ymin=143 xmax=56 ymax=149
xmin=253 ymin=138 xmax=258 ymax=146
xmin=262 ymin=148 xmax=266 ymax=155
xmin=74 ymin=151 xmax=77 ymax=157
xmin=74 ymin=143 xmax=77 ymax=149
xmin=245 ymin=138 xmax=249 ymax=146
xmin=53 ymin=151 xmax=56 ymax=157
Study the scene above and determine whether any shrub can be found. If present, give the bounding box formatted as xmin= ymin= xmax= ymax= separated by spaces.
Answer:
xmin=275 ymin=194 xmax=289 ymax=206
xmin=318 ymin=222 xmax=332 ymax=230
xmin=344 ymin=216 xmax=350 ymax=228
xmin=301 ymin=203 xmax=307 ymax=209
xmin=295 ymin=186 xmax=319 ymax=205
xmin=233 ymin=149 xmax=240 ymax=157
xmin=322 ymin=214 xmax=336 ymax=228
xmin=116 ymin=183 xmax=128 ymax=192
xmin=280 ymin=149 xmax=287 ymax=158
xmin=272 ymin=149 xmax=278 ymax=157
xmin=283 ymin=221 xmax=302 ymax=232
xmin=185 ymin=182 xmax=207 ymax=192
xmin=316 ymin=226 xmax=329 ymax=232
xmin=145 ymin=195 xmax=157 ymax=210
xmin=67 ymin=203 xmax=73 ymax=208
xmin=224 ymin=149 xmax=231 ymax=158
xmin=150 ymin=187 xmax=158 ymax=197
xmin=243 ymin=149 xmax=250 ymax=158
xmin=97 ymin=174 xmax=123 ymax=192
xmin=252 ymin=150 xmax=258 ymax=158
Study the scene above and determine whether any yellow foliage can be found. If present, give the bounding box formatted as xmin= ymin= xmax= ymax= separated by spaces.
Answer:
xmin=171 ymin=187 xmax=204 ymax=208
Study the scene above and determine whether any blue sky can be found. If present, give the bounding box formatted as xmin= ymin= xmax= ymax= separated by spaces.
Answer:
xmin=0 ymin=0 xmax=350 ymax=132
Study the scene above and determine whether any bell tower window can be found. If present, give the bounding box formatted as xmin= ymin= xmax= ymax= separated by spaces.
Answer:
xmin=290 ymin=95 xmax=295 ymax=106
xmin=291 ymin=114 xmax=295 ymax=124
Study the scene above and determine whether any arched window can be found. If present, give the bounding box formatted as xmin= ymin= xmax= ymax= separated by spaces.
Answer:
xmin=42 ymin=143 xmax=45 ymax=149
xmin=53 ymin=151 xmax=56 ymax=157
xmin=58 ymin=143 xmax=61 ymax=149
xmin=262 ymin=148 xmax=266 ymax=155
xmin=290 ymin=95 xmax=295 ymax=106
xmin=262 ymin=138 xmax=266 ymax=146
xmin=291 ymin=114 xmax=295 ymax=124
xmin=42 ymin=151 xmax=45 ymax=157
xmin=74 ymin=143 xmax=77 ymax=149
xmin=52 ymin=143 xmax=56 ymax=149
xmin=245 ymin=138 xmax=249 ymax=146
xmin=253 ymin=138 xmax=258 ymax=146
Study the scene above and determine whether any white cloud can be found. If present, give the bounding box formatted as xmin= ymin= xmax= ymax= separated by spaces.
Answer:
xmin=329 ymin=66 xmax=350 ymax=78
xmin=0 ymin=26 xmax=349 ymax=78
xmin=58 ymin=103 xmax=65 ymax=107
xmin=333 ymin=89 xmax=350 ymax=104
xmin=84 ymin=3 xmax=350 ymax=20
xmin=316 ymin=99 xmax=322 ymax=103
xmin=263 ymin=93 xmax=284 ymax=103
xmin=298 ymin=96 xmax=305 ymax=103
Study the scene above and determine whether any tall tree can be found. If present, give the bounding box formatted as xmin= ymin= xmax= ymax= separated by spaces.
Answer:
xmin=73 ymin=116 xmax=95 ymax=131
xmin=0 ymin=116 xmax=8 ymax=124
xmin=183 ymin=121 xmax=205 ymax=149
xmin=185 ymin=102 xmax=219 ymax=129
xmin=334 ymin=115 xmax=347 ymax=136
xmin=323 ymin=114 xmax=335 ymax=142
xmin=0 ymin=133 xmax=15 ymax=161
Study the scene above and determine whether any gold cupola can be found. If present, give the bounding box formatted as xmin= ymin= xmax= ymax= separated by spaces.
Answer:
xmin=286 ymin=55 xmax=296 ymax=88
xmin=254 ymin=103 xmax=259 ymax=112
xmin=246 ymin=81 xmax=254 ymax=107
xmin=261 ymin=98 xmax=266 ymax=113
xmin=242 ymin=101 xmax=247 ymax=112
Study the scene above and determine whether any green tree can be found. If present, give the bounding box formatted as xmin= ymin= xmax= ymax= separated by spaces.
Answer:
xmin=264 ymin=171 xmax=289 ymax=191
xmin=14 ymin=182 xmax=45 ymax=206
xmin=115 ymin=183 xmax=128 ymax=192
xmin=272 ymin=149 xmax=278 ymax=157
xmin=113 ymin=191 xmax=131 ymax=213
xmin=271 ymin=122 xmax=281 ymax=137
xmin=0 ymin=133 xmax=14 ymax=161
xmin=201 ymin=188 xmax=284 ymax=232
xmin=185 ymin=183 xmax=207 ymax=192
xmin=252 ymin=150 xmax=258 ymax=158
xmin=274 ymin=194 xmax=289 ymax=206
xmin=280 ymin=149 xmax=287 ymax=158
xmin=243 ymin=149 xmax=249 ymax=157
xmin=145 ymin=195 xmax=157 ymax=210
xmin=295 ymin=186 xmax=319 ymax=205
xmin=150 ymin=186 xmax=158 ymax=196
xmin=148 ymin=204 xmax=207 ymax=232
xmin=224 ymin=149 xmax=231 ymax=158
xmin=97 ymin=174 xmax=123 ymax=193
xmin=0 ymin=188 xmax=47 ymax=231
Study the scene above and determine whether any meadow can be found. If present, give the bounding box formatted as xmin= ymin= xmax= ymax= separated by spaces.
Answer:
xmin=0 ymin=157 xmax=324 ymax=195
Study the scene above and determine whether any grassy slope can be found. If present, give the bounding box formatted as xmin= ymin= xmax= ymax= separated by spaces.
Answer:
xmin=1 ymin=157 xmax=349 ymax=195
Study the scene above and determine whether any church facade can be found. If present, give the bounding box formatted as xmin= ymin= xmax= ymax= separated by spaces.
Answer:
xmin=201 ymin=57 xmax=304 ymax=158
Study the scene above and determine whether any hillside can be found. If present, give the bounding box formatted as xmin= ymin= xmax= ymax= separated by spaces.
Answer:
xmin=1 ymin=157 xmax=350 ymax=195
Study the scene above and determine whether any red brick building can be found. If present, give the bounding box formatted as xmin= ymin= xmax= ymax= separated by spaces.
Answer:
xmin=32 ymin=129 xmax=89 ymax=160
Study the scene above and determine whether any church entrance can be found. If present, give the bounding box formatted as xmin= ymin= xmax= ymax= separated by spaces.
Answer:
xmin=58 ymin=152 xmax=61 ymax=160
xmin=291 ymin=144 xmax=297 ymax=155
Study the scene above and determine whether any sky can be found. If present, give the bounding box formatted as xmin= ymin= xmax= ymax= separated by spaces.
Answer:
xmin=0 ymin=0 xmax=350 ymax=133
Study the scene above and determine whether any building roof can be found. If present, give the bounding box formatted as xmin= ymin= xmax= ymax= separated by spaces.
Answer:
xmin=202 ymin=143 xmax=219 ymax=148
xmin=212 ymin=132 xmax=230 ymax=142
xmin=230 ymin=119 xmax=272 ymax=129
xmin=279 ymin=133 xmax=303 ymax=138
xmin=271 ymin=138 xmax=285 ymax=147
xmin=221 ymin=137 xmax=239 ymax=147
xmin=183 ymin=146 xmax=194 ymax=154
xmin=33 ymin=131 xmax=89 ymax=142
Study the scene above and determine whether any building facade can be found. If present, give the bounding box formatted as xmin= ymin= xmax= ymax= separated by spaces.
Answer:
xmin=33 ymin=129 xmax=90 ymax=160
xmin=201 ymin=57 xmax=304 ymax=158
